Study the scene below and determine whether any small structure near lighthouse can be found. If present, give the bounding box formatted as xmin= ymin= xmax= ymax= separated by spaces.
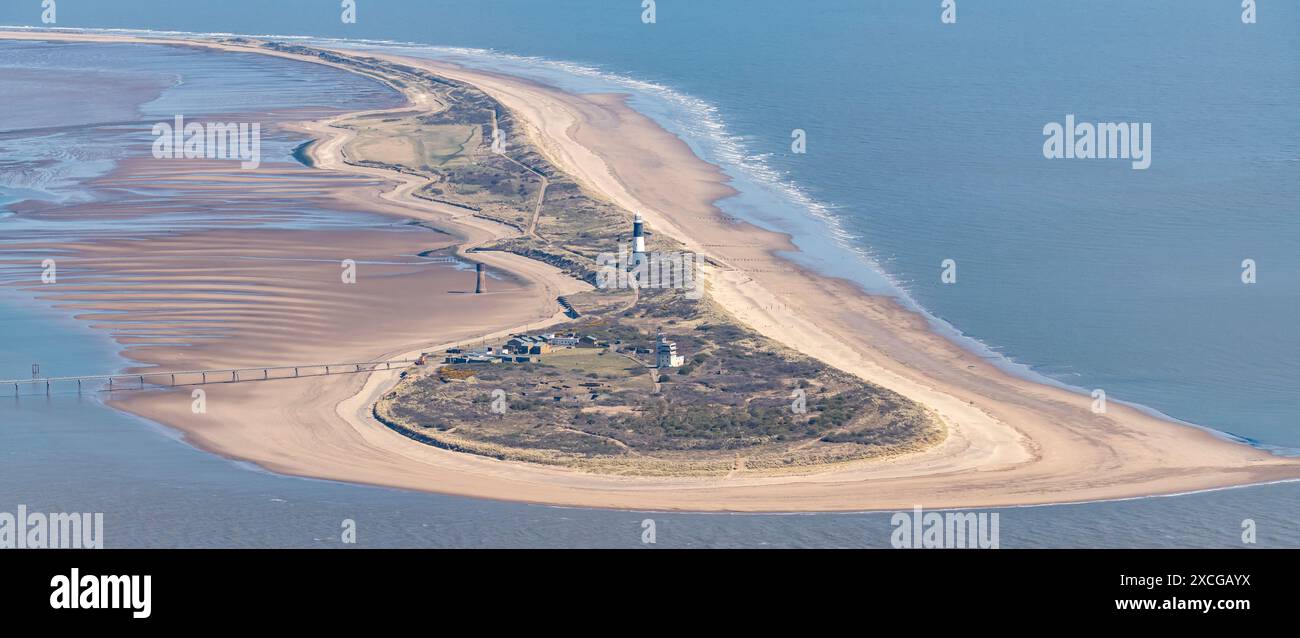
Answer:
xmin=656 ymin=335 xmax=686 ymax=368
xmin=474 ymin=262 xmax=485 ymax=294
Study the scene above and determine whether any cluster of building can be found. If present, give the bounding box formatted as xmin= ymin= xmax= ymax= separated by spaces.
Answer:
xmin=431 ymin=330 xmax=688 ymax=370
xmin=656 ymin=336 xmax=686 ymax=368
xmin=440 ymin=332 xmax=604 ymax=365
xmin=441 ymin=348 xmax=532 ymax=365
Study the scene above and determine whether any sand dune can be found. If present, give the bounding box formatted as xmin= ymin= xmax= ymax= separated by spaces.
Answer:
xmin=3 ymin=30 xmax=1298 ymax=512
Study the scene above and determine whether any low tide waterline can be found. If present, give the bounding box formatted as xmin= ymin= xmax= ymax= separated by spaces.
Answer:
xmin=5 ymin=18 xmax=1293 ymax=455
xmin=3 ymin=290 xmax=1299 ymax=548
xmin=0 ymin=28 xmax=1295 ymax=545
xmin=74 ymin=27 xmax=1294 ymax=458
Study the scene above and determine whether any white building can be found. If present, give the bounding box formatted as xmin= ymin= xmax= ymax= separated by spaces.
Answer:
xmin=656 ymin=336 xmax=686 ymax=368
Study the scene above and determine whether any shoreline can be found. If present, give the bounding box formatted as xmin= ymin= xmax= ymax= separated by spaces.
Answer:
xmin=4 ymin=29 xmax=1299 ymax=513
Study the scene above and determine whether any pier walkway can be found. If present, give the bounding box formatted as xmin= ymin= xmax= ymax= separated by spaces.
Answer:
xmin=2 ymin=360 xmax=418 ymax=395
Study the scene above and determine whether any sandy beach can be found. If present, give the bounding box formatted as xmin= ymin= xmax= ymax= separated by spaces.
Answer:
xmin=4 ymin=29 xmax=1299 ymax=512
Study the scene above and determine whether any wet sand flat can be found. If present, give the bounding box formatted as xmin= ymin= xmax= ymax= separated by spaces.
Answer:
xmin=3 ymin=30 xmax=1297 ymax=512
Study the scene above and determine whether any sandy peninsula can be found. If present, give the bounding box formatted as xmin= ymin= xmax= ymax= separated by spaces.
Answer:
xmin=4 ymin=29 xmax=1299 ymax=512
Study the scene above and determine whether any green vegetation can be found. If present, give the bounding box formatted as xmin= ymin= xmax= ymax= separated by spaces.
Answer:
xmin=378 ymin=288 xmax=942 ymax=476
xmin=258 ymin=41 xmax=945 ymax=476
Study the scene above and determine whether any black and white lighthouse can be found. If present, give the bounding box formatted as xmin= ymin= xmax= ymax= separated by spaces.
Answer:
xmin=632 ymin=213 xmax=647 ymax=258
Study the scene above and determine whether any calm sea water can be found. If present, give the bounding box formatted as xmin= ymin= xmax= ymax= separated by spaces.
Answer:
xmin=0 ymin=0 xmax=1297 ymax=547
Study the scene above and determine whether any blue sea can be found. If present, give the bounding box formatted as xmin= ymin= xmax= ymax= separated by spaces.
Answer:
xmin=0 ymin=0 xmax=1297 ymax=547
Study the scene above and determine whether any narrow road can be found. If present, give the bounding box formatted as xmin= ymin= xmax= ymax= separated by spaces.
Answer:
xmin=491 ymin=109 xmax=549 ymax=239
